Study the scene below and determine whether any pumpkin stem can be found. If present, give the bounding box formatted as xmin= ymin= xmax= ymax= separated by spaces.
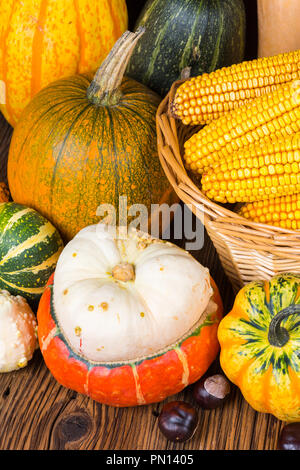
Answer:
xmin=87 ymin=27 xmax=145 ymax=106
xmin=180 ymin=67 xmax=191 ymax=80
xmin=112 ymin=263 xmax=135 ymax=282
xmin=268 ymin=304 xmax=300 ymax=347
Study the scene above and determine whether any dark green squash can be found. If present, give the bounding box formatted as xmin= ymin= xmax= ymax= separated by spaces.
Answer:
xmin=126 ymin=0 xmax=246 ymax=97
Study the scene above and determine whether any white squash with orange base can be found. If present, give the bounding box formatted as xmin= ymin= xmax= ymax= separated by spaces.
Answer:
xmin=37 ymin=225 xmax=224 ymax=407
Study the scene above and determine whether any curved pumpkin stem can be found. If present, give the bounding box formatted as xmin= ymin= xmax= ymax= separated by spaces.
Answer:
xmin=87 ymin=27 xmax=145 ymax=106
xmin=268 ymin=304 xmax=300 ymax=347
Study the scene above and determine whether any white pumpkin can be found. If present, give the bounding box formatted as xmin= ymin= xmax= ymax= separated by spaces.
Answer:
xmin=53 ymin=225 xmax=214 ymax=363
xmin=0 ymin=290 xmax=37 ymax=372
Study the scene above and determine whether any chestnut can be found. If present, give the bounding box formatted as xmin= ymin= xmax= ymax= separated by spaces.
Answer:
xmin=193 ymin=374 xmax=231 ymax=409
xmin=277 ymin=423 xmax=300 ymax=450
xmin=158 ymin=401 xmax=198 ymax=442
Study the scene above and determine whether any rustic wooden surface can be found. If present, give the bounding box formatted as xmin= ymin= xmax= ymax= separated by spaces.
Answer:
xmin=0 ymin=110 xmax=284 ymax=450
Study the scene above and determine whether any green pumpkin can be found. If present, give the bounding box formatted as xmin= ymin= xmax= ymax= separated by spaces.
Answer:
xmin=218 ymin=273 xmax=300 ymax=422
xmin=126 ymin=0 xmax=246 ymax=96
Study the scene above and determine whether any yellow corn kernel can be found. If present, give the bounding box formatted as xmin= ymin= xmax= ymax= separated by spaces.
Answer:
xmin=184 ymin=81 xmax=300 ymax=175
xmin=239 ymin=193 xmax=300 ymax=230
xmin=172 ymin=50 xmax=300 ymax=125
xmin=201 ymin=134 xmax=300 ymax=203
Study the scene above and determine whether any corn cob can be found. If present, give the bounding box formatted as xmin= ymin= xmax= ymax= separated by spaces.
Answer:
xmin=201 ymin=133 xmax=300 ymax=204
xmin=184 ymin=80 xmax=300 ymax=175
xmin=238 ymin=194 xmax=300 ymax=230
xmin=172 ymin=49 xmax=300 ymax=125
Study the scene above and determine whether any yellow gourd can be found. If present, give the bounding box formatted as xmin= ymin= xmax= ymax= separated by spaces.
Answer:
xmin=218 ymin=273 xmax=300 ymax=422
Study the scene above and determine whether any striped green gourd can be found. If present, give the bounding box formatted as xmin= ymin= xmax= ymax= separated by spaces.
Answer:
xmin=126 ymin=0 xmax=246 ymax=97
xmin=0 ymin=203 xmax=63 ymax=306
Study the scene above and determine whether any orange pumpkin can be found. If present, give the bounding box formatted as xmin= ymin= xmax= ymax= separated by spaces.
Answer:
xmin=0 ymin=0 xmax=128 ymax=127
xmin=7 ymin=29 xmax=174 ymax=241
xmin=37 ymin=226 xmax=223 ymax=407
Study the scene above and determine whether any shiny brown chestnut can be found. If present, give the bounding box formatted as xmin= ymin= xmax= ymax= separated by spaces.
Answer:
xmin=193 ymin=374 xmax=231 ymax=409
xmin=158 ymin=401 xmax=198 ymax=442
xmin=277 ymin=423 xmax=300 ymax=450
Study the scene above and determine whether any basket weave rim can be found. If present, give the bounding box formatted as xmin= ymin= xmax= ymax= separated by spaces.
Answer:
xmin=156 ymin=80 xmax=300 ymax=241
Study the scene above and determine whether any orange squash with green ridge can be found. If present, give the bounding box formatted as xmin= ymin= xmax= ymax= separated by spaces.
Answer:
xmin=7 ymin=29 xmax=174 ymax=241
xmin=0 ymin=0 xmax=128 ymax=127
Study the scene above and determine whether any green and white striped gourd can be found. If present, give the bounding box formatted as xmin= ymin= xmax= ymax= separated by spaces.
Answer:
xmin=0 ymin=203 xmax=63 ymax=306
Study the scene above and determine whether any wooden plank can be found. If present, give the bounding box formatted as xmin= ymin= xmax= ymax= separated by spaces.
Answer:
xmin=0 ymin=114 xmax=283 ymax=450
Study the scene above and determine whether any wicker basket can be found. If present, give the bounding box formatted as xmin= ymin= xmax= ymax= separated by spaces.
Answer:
xmin=156 ymin=80 xmax=300 ymax=293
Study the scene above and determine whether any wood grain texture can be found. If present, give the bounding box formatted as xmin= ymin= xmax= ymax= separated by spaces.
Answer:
xmin=0 ymin=113 xmax=284 ymax=450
